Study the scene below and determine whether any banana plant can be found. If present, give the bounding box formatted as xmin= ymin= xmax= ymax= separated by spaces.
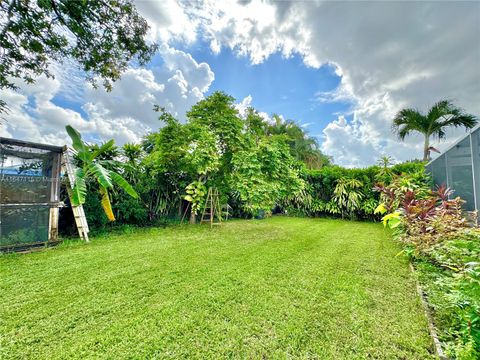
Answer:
xmin=66 ymin=125 xmax=138 ymax=221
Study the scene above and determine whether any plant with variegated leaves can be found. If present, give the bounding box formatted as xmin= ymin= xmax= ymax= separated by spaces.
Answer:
xmin=183 ymin=181 xmax=206 ymax=222
xmin=332 ymin=177 xmax=364 ymax=219
xmin=66 ymin=125 xmax=138 ymax=222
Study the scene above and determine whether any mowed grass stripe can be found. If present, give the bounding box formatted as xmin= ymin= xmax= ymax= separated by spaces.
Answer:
xmin=0 ymin=217 xmax=434 ymax=359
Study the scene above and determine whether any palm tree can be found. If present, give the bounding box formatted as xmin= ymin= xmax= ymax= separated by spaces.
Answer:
xmin=267 ymin=115 xmax=331 ymax=169
xmin=392 ymin=100 xmax=477 ymax=161
xmin=66 ymin=125 xmax=138 ymax=222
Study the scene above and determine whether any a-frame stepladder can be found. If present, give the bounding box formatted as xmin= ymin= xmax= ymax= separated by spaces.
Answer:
xmin=62 ymin=147 xmax=90 ymax=242
xmin=200 ymin=187 xmax=222 ymax=228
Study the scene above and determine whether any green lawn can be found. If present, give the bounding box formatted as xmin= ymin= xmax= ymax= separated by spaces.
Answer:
xmin=0 ymin=217 xmax=434 ymax=359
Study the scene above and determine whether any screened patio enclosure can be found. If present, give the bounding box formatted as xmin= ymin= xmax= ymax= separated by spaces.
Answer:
xmin=426 ymin=126 xmax=480 ymax=212
xmin=0 ymin=137 xmax=63 ymax=251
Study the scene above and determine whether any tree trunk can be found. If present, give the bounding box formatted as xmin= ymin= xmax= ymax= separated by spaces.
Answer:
xmin=423 ymin=135 xmax=430 ymax=162
xmin=178 ymin=199 xmax=183 ymax=218
xmin=189 ymin=209 xmax=196 ymax=224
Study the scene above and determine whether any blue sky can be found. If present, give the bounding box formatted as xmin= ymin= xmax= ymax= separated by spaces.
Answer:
xmin=187 ymin=44 xmax=347 ymax=135
xmin=56 ymin=43 xmax=349 ymax=141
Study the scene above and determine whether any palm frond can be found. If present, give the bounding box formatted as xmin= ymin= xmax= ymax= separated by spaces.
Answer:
xmin=66 ymin=125 xmax=86 ymax=153
xmin=91 ymin=139 xmax=115 ymax=160
xmin=426 ymin=99 xmax=453 ymax=121
xmin=392 ymin=108 xmax=427 ymax=140
xmin=428 ymin=100 xmax=478 ymax=137
xmin=439 ymin=114 xmax=478 ymax=129
xmin=436 ymin=128 xmax=446 ymax=140
xmin=66 ymin=125 xmax=91 ymax=162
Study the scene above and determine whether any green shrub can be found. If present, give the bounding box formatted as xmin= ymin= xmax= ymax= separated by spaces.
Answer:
xmin=415 ymin=232 xmax=480 ymax=359
xmin=375 ymin=172 xmax=480 ymax=359
xmin=285 ymin=162 xmax=425 ymax=220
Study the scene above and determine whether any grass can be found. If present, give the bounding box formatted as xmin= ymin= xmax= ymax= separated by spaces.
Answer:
xmin=0 ymin=217 xmax=434 ymax=359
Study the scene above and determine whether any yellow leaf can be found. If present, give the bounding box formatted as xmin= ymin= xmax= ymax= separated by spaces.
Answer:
xmin=100 ymin=186 xmax=115 ymax=222
xmin=374 ymin=203 xmax=387 ymax=215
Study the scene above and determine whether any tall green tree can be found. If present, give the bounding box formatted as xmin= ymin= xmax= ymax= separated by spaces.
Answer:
xmin=266 ymin=115 xmax=331 ymax=169
xmin=0 ymin=0 xmax=156 ymax=113
xmin=185 ymin=91 xmax=244 ymax=215
xmin=141 ymin=112 xmax=190 ymax=222
xmin=244 ymin=107 xmax=267 ymax=144
xmin=122 ymin=143 xmax=143 ymax=166
xmin=392 ymin=100 xmax=477 ymax=161
xmin=229 ymin=136 xmax=305 ymax=217
xmin=143 ymin=108 xmax=221 ymax=223
xmin=187 ymin=91 xmax=244 ymax=157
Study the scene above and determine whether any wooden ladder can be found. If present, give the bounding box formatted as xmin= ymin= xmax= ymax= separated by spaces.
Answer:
xmin=62 ymin=148 xmax=90 ymax=242
xmin=200 ymin=187 xmax=222 ymax=228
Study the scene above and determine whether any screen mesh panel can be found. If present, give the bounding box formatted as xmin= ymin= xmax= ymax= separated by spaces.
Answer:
xmin=446 ymin=136 xmax=475 ymax=211
xmin=472 ymin=128 xmax=480 ymax=210
xmin=427 ymin=128 xmax=479 ymax=213
xmin=0 ymin=140 xmax=62 ymax=250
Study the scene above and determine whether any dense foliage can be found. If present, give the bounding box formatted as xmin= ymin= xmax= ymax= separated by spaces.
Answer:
xmin=283 ymin=161 xmax=425 ymax=219
xmin=62 ymin=91 xmax=329 ymax=231
xmin=65 ymin=125 xmax=138 ymax=222
xmin=57 ymin=92 xmax=479 ymax=359
xmin=0 ymin=0 xmax=156 ymax=113
xmin=376 ymin=172 xmax=480 ymax=359
xmin=62 ymin=91 xmax=426 ymax=233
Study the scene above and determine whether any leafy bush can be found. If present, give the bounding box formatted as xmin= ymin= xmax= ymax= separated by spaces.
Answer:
xmin=375 ymin=173 xmax=480 ymax=359
xmin=332 ymin=178 xmax=364 ymax=219
xmin=416 ymin=232 xmax=480 ymax=359
xmin=283 ymin=161 xmax=425 ymax=219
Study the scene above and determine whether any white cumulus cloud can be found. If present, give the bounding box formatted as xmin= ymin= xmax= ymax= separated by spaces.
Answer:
xmin=0 ymin=45 xmax=215 ymax=146
xmin=183 ymin=0 xmax=480 ymax=165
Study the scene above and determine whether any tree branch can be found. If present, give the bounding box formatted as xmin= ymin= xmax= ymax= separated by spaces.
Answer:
xmin=0 ymin=0 xmax=18 ymax=39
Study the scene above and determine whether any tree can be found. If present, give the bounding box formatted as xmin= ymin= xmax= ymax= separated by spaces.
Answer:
xmin=229 ymin=136 xmax=305 ymax=217
xmin=375 ymin=156 xmax=395 ymax=184
xmin=266 ymin=115 xmax=331 ymax=169
xmin=143 ymin=108 xmax=221 ymax=224
xmin=141 ymin=112 xmax=190 ymax=222
xmin=187 ymin=91 xmax=244 ymax=157
xmin=0 ymin=0 xmax=156 ymax=113
xmin=245 ymin=107 xmax=267 ymax=144
xmin=181 ymin=123 xmax=221 ymax=223
xmin=122 ymin=143 xmax=143 ymax=166
xmin=66 ymin=125 xmax=138 ymax=222
xmin=392 ymin=100 xmax=477 ymax=161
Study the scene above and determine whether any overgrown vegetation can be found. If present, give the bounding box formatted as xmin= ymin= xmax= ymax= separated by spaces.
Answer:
xmin=376 ymin=172 xmax=480 ymax=359
xmin=61 ymin=92 xmax=322 ymax=232
xmin=61 ymin=91 xmax=425 ymax=234
xmin=281 ymin=161 xmax=425 ymax=220
xmin=66 ymin=125 xmax=138 ymax=222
